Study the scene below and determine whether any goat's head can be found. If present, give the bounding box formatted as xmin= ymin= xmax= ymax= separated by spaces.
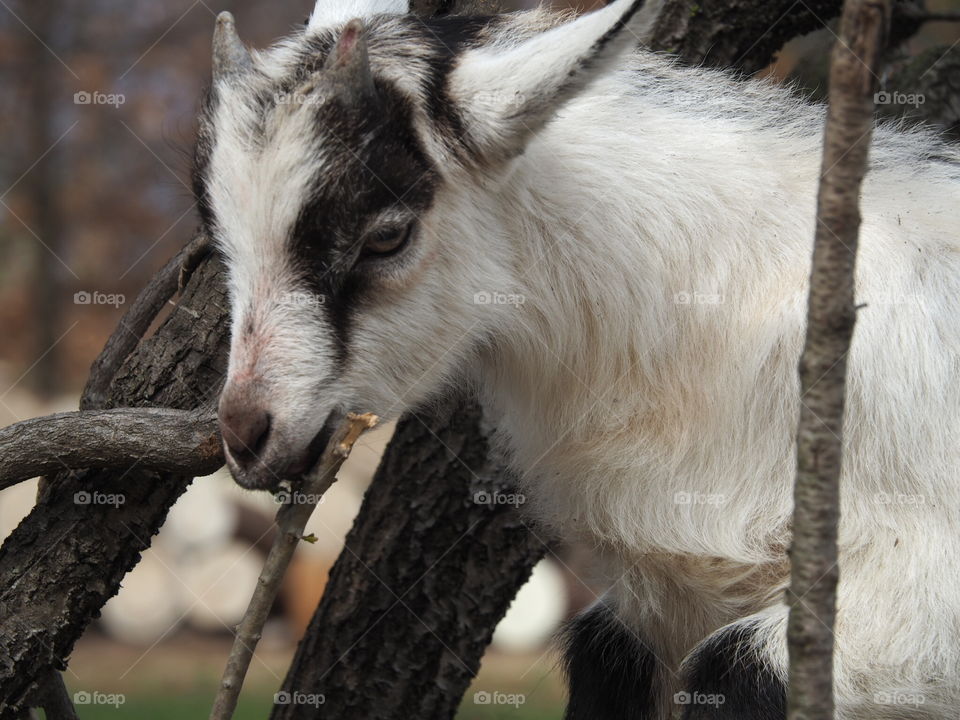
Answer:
xmin=196 ymin=0 xmax=645 ymax=488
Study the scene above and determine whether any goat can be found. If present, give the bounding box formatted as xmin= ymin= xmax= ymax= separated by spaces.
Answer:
xmin=196 ymin=0 xmax=960 ymax=717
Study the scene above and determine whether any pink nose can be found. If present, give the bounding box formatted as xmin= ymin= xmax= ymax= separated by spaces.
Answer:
xmin=218 ymin=383 xmax=271 ymax=470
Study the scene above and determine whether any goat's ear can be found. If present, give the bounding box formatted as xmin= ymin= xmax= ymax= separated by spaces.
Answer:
xmin=449 ymin=0 xmax=646 ymax=164
xmin=308 ymin=0 xmax=408 ymax=31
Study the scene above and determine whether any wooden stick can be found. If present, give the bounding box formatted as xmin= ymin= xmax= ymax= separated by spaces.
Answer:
xmin=209 ymin=412 xmax=379 ymax=720
xmin=786 ymin=1 xmax=888 ymax=718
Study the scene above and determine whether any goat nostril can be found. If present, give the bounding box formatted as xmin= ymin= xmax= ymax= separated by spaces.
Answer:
xmin=221 ymin=408 xmax=272 ymax=467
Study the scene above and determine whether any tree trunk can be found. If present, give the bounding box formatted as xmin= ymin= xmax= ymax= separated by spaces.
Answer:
xmin=651 ymin=0 xmax=843 ymax=73
xmin=271 ymin=401 xmax=544 ymax=719
xmin=0 ymin=253 xmax=230 ymax=715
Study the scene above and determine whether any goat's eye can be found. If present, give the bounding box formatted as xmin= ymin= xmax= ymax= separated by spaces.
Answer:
xmin=362 ymin=223 xmax=413 ymax=259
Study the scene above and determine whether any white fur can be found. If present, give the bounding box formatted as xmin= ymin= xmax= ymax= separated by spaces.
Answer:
xmin=207 ymin=2 xmax=960 ymax=716
xmin=308 ymin=0 xmax=407 ymax=30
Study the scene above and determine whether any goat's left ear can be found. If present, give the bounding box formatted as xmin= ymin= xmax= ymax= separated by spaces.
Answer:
xmin=449 ymin=0 xmax=646 ymax=164
xmin=308 ymin=0 xmax=408 ymax=31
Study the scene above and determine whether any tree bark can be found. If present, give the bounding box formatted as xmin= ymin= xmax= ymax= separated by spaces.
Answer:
xmin=786 ymin=1 xmax=888 ymax=718
xmin=271 ymin=401 xmax=544 ymax=720
xmin=0 ymin=251 xmax=231 ymax=716
xmin=650 ymin=0 xmax=844 ymax=73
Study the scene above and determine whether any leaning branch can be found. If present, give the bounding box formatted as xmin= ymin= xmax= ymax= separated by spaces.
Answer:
xmin=81 ymin=232 xmax=211 ymax=411
xmin=0 ymin=407 xmax=222 ymax=491
xmin=786 ymin=1 xmax=888 ymax=719
xmin=209 ymin=412 xmax=379 ymax=720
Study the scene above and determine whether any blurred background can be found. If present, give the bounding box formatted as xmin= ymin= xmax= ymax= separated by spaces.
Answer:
xmin=0 ymin=0 xmax=957 ymax=718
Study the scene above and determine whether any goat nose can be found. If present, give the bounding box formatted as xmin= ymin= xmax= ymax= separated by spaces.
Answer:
xmin=218 ymin=396 xmax=271 ymax=468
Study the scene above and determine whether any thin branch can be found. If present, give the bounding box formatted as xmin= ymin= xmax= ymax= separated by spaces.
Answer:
xmin=786 ymin=1 xmax=888 ymax=719
xmin=209 ymin=412 xmax=379 ymax=720
xmin=0 ymin=407 xmax=222 ymax=491
xmin=81 ymin=232 xmax=211 ymax=411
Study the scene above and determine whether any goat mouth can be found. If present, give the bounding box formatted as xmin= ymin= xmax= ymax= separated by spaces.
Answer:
xmin=285 ymin=415 xmax=338 ymax=479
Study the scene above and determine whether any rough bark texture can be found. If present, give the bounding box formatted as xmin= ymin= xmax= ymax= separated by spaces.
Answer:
xmin=271 ymin=401 xmax=544 ymax=720
xmin=879 ymin=43 xmax=960 ymax=140
xmin=650 ymin=0 xmax=843 ymax=73
xmin=0 ymin=253 xmax=231 ymax=716
xmin=786 ymin=1 xmax=888 ymax=718
xmin=0 ymin=408 xmax=221 ymax=491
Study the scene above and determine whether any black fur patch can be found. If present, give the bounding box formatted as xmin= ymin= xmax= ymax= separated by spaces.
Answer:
xmin=560 ymin=602 xmax=658 ymax=720
xmin=287 ymin=78 xmax=437 ymax=367
xmin=679 ymin=625 xmax=786 ymax=719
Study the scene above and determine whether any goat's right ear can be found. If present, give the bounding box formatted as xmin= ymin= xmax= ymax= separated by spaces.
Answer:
xmin=448 ymin=0 xmax=646 ymax=165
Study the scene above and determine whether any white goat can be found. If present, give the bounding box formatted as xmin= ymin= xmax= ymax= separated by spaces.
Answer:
xmin=198 ymin=0 xmax=960 ymax=717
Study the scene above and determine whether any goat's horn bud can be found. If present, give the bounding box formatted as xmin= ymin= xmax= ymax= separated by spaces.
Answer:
xmin=213 ymin=11 xmax=252 ymax=80
xmin=323 ymin=19 xmax=376 ymax=100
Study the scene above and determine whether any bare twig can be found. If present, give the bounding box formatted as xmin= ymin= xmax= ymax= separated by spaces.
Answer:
xmin=0 ymin=407 xmax=222 ymax=491
xmin=787 ymin=1 xmax=889 ymax=718
xmin=209 ymin=412 xmax=379 ymax=720
xmin=81 ymin=232 xmax=211 ymax=411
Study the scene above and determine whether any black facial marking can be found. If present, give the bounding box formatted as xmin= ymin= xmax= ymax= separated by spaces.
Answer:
xmin=679 ymin=624 xmax=786 ymax=719
xmin=418 ymin=15 xmax=497 ymax=157
xmin=560 ymin=602 xmax=659 ymax=720
xmin=288 ymin=76 xmax=437 ymax=371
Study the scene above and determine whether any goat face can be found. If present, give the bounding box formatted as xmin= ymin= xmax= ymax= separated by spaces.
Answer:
xmin=195 ymin=0 xmax=646 ymax=488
